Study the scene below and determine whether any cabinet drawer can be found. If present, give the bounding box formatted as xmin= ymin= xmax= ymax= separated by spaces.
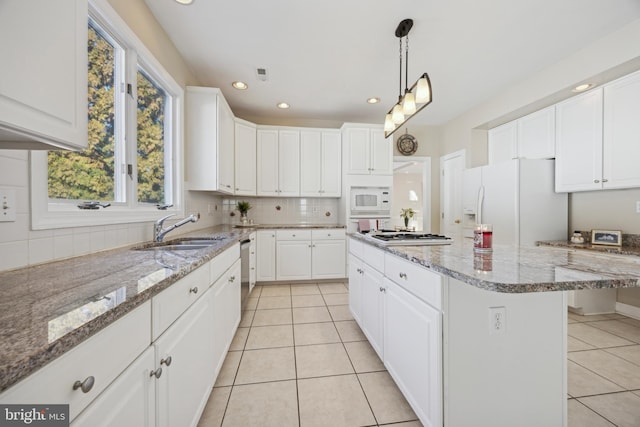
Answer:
xmin=0 ymin=301 xmax=151 ymax=422
xmin=210 ymin=243 xmax=240 ymax=284
xmin=276 ymin=229 xmax=312 ymax=240
xmin=152 ymin=264 xmax=210 ymax=340
xmin=349 ymin=237 xmax=364 ymax=258
xmin=385 ymin=253 xmax=442 ymax=310
xmin=362 ymin=244 xmax=385 ymax=273
xmin=312 ymin=229 xmax=345 ymax=241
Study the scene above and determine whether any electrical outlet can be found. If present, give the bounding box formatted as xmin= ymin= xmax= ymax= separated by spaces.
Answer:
xmin=489 ymin=306 xmax=506 ymax=335
xmin=0 ymin=187 xmax=16 ymax=222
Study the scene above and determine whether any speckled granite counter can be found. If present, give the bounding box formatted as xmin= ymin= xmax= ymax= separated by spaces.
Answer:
xmin=350 ymin=233 xmax=640 ymax=294
xmin=537 ymin=240 xmax=640 ymax=257
xmin=0 ymin=223 xmax=345 ymax=393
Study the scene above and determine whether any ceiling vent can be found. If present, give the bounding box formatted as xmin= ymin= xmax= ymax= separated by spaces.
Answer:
xmin=256 ymin=68 xmax=268 ymax=81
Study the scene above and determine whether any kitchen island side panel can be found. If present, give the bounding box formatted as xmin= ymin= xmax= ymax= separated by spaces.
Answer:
xmin=443 ymin=278 xmax=567 ymax=427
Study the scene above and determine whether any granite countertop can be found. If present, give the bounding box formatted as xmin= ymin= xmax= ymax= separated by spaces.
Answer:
xmin=537 ymin=240 xmax=640 ymax=257
xmin=232 ymin=223 xmax=346 ymax=229
xmin=0 ymin=223 xmax=346 ymax=392
xmin=350 ymin=233 xmax=640 ymax=294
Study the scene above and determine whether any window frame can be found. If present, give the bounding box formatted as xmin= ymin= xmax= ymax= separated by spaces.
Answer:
xmin=31 ymin=0 xmax=184 ymax=230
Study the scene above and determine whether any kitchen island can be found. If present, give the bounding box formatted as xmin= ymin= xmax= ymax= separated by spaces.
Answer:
xmin=348 ymin=233 xmax=640 ymax=427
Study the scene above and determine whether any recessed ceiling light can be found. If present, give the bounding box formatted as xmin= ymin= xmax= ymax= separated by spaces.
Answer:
xmin=276 ymin=102 xmax=290 ymax=109
xmin=573 ymin=83 xmax=593 ymax=92
xmin=367 ymin=97 xmax=380 ymax=104
xmin=174 ymin=0 xmax=194 ymax=4
xmin=232 ymin=81 xmax=248 ymax=90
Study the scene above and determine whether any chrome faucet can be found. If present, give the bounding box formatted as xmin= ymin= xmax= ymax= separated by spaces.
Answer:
xmin=154 ymin=212 xmax=200 ymax=242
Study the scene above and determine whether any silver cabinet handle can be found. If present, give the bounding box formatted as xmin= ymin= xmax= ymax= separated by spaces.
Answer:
xmin=73 ymin=376 xmax=95 ymax=393
xmin=594 ymin=179 xmax=600 ymax=183
xmin=399 ymin=272 xmax=407 ymax=279
xmin=379 ymin=287 xmax=386 ymax=293
xmin=161 ymin=356 xmax=172 ymax=366
xmin=150 ymin=367 xmax=162 ymax=379
xmin=189 ymin=286 xmax=199 ymax=294
xmin=229 ymin=275 xmax=236 ymax=282
xmin=602 ymin=178 xmax=608 ymax=183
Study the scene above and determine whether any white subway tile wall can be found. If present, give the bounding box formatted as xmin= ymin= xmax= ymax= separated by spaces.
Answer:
xmin=0 ymin=151 xmax=224 ymax=272
xmin=222 ymin=197 xmax=339 ymax=226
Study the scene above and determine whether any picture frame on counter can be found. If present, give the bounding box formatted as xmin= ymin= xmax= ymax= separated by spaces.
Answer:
xmin=591 ymin=229 xmax=622 ymax=246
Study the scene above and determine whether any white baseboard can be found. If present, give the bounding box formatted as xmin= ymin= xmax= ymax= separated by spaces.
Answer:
xmin=616 ymin=302 xmax=640 ymax=320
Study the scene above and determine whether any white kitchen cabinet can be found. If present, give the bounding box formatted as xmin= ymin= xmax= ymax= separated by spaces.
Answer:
xmin=343 ymin=125 xmax=392 ymax=175
xmin=211 ymin=259 xmax=241 ymax=378
xmin=249 ymin=232 xmax=257 ymax=293
xmin=256 ymin=230 xmax=276 ymax=281
xmin=256 ymin=128 xmax=301 ymax=196
xmin=311 ymin=229 xmax=346 ymax=279
xmin=234 ymin=119 xmax=257 ymax=195
xmin=348 ymin=254 xmax=364 ymax=324
xmin=488 ymin=122 xmax=517 ymax=165
xmin=0 ymin=0 xmax=88 ymax=150
xmin=300 ymin=129 xmax=342 ymax=197
xmin=276 ymin=230 xmax=312 ymax=281
xmin=72 ymin=347 xmax=156 ymax=427
xmin=186 ymin=87 xmax=235 ymax=194
xmin=555 ymin=88 xmax=604 ymax=192
xmin=384 ymin=278 xmax=442 ymax=427
xmin=360 ymin=265 xmax=385 ymax=358
xmin=602 ymin=70 xmax=640 ymax=189
xmin=517 ymin=106 xmax=555 ymax=159
xmin=155 ymin=286 xmax=215 ymax=427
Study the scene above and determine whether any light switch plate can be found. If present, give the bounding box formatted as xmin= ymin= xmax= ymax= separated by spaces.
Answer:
xmin=0 ymin=188 xmax=17 ymax=222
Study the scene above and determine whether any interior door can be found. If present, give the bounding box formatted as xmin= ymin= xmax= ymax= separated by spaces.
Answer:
xmin=440 ymin=151 xmax=465 ymax=240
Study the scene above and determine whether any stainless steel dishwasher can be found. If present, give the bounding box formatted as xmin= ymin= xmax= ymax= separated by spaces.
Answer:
xmin=240 ymin=238 xmax=250 ymax=309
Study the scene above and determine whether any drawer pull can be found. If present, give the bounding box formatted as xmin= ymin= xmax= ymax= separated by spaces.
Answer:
xmin=379 ymin=286 xmax=386 ymax=293
xmin=189 ymin=286 xmax=199 ymax=294
xmin=73 ymin=376 xmax=95 ymax=393
xmin=150 ymin=367 xmax=162 ymax=379
xmin=399 ymin=272 xmax=407 ymax=280
xmin=229 ymin=275 xmax=236 ymax=282
xmin=161 ymin=356 xmax=172 ymax=366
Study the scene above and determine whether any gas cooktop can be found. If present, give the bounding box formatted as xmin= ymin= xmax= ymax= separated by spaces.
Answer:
xmin=365 ymin=232 xmax=453 ymax=246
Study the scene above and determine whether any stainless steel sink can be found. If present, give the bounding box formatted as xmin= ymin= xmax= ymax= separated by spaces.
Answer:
xmin=133 ymin=237 xmax=225 ymax=251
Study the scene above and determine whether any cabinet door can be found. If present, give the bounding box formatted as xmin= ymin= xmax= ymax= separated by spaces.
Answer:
xmin=370 ymin=128 xmax=392 ymax=175
xmin=488 ymin=122 xmax=517 ymax=165
xmin=0 ymin=0 xmax=88 ymax=150
xmin=256 ymin=231 xmax=276 ymax=281
xmin=234 ymin=121 xmax=257 ymax=195
xmin=345 ymin=128 xmax=371 ymax=174
xmin=603 ymin=71 xmax=640 ymax=190
xmin=249 ymin=233 xmax=257 ymax=293
xmin=360 ymin=266 xmax=384 ymax=359
xmin=72 ymin=347 xmax=156 ymax=427
xmin=384 ymin=279 xmax=442 ymax=427
xmin=212 ymin=260 xmax=241 ymax=378
xmin=276 ymin=240 xmax=312 ymax=281
xmin=278 ymin=130 xmax=301 ymax=196
xmin=348 ymin=255 xmax=363 ymax=324
xmin=300 ymin=130 xmax=323 ymax=196
xmin=155 ymin=290 xmax=215 ymax=427
xmin=217 ymin=98 xmax=235 ymax=193
xmin=517 ymin=106 xmax=555 ymax=159
xmin=321 ymin=131 xmax=342 ymax=196
xmin=555 ymin=89 xmax=603 ymax=192
xmin=312 ymin=239 xmax=346 ymax=279
xmin=257 ymin=130 xmax=279 ymax=196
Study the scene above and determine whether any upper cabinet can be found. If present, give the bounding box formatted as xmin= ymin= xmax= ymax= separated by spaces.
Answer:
xmin=186 ymin=87 xmax=235 ymax=194
xmin=488 ymin=106 xmax=555 ymax=165
xmin=300 ymin=129 xmax=341 ymax=197
xmin=256 ymin=128 xmax=300 ymax=197
xmin=234 ymin=119 xmax=257 ymax=196
xmin=343 ymin=126 xmax=392 ymax=175
xmin=0 ymin=0 xmax=88 ymax=150
xmin=555 ymin=70 xmax=640 ymax=192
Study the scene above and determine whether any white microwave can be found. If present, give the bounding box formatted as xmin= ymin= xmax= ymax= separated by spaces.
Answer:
xmin=350 ymin=186 xmax=391 ymax=217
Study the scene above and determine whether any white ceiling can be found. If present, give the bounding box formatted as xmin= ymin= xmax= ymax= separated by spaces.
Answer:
xmin=145 ymin=0 xmax=640 ymax=128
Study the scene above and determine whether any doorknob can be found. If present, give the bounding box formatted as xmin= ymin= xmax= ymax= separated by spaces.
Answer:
xmin=454 ymin=219 xmax=461 ymax=224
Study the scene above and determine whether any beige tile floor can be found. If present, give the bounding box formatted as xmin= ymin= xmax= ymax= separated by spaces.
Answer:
xmin=567 ymin=312 xmax=640 ymax=427
xmin=198 ymin=283 xmax=640 ymax=427
xmin=198 ymin=282 xmax=422 ymax=427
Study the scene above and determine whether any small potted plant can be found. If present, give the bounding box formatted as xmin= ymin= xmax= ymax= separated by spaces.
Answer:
xmin=400 ymin=208 xmax=414 ymax=229
xmin=236 ymin=201 xmax=252 ymax=225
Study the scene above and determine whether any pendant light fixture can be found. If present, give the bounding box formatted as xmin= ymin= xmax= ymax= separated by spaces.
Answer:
xmin=384 ymin=19 xmax=433 ymax=138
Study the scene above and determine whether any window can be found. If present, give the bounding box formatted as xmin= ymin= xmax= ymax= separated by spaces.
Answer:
xmin=31 ymin=0 xmax=183 ymax=229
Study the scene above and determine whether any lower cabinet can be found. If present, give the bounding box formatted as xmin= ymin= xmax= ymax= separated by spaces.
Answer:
xmin=72 ymin=347 xmax=156 ymax=427
xmin=360 ymin=266 xmax=385 ymax=359
xmin=276 ymin=239 xmax=312 ymax=281
xmin=384 ymin=278 xmax=442 ymax=427
xmin=311 ymin=229 xmax=346 ymax=279
xmin=256 ymin=230 xmax=276 ymax=281
xmin=348 ymin=254 xmax=363 ymax=324
xmin=212 ymin=259 xmax=242 ymax=377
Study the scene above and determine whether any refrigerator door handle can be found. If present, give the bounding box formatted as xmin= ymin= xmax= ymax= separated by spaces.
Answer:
xmin=476 ymin=185 xmax=485 ymax=224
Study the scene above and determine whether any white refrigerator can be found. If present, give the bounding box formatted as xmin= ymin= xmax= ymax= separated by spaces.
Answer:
xmin=462 ymin=159 xmax=568 ymax=246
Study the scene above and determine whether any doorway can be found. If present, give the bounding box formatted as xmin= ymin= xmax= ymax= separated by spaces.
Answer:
xmin=440 ymin=150 xmax=465 ymax=240
xmin=392 ymin=156 xmax=431 ymax=232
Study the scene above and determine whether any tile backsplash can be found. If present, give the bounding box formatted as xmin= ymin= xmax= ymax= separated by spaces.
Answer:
xmin=222 ymin=197 xmax=339 ymax=226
